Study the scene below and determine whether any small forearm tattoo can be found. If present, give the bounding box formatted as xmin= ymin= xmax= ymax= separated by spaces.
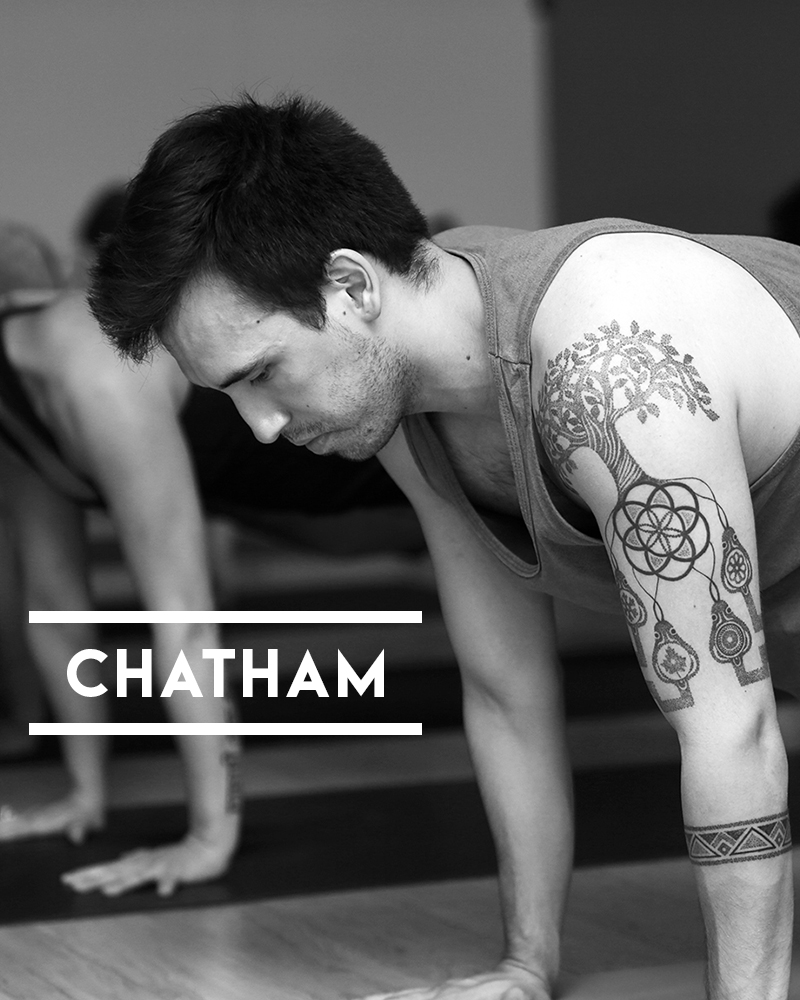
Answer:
xmin=221 ymin=698 xmax=243 ymax=814
xmin=221 ymin=745 xmax=242 ymax=814
xmin=685 ymin=811 xmax=792 ymax=865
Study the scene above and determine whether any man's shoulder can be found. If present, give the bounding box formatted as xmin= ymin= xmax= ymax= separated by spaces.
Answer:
xmin=435 ymin=224 xmax=534 ymax=247
xmin=435 ymin=219 xmax=667 ymax=287
xmin=435 ymin=222 xmax=572 ymax=254
xmin=534 ymin=226 xmax=780 ymax=324
xmin=434 ymin=218 xmax=667 ymax=253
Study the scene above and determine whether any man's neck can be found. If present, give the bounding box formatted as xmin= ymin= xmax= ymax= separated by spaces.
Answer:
xmin=389 ymin=245 xmax=496 ymax=419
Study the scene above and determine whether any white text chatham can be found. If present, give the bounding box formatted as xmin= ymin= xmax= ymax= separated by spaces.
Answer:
xmin=66 ymin=648 xmax=385 ymax=699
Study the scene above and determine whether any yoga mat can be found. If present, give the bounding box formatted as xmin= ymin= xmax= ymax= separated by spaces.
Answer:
xmin=0 ymin=763 xmax=688 ymax=926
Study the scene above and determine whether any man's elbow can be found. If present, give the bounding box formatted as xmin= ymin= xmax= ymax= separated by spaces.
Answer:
xmin=679 ymin=703 xmax=789 ymax=782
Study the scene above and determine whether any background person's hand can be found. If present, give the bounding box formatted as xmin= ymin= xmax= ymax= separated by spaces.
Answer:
xmin=60 ymin=830 xmax=234 ymax=897
xmin=0 ymin=794 xmax=103 ymax=844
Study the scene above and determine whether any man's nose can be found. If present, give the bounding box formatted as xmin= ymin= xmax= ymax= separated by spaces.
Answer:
xmin=229 ymin=393 xmax=289 ymax=443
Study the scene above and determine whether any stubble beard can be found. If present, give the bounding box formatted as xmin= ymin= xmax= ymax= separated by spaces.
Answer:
xmin=324 ymin=326 xmax=419 ymax=461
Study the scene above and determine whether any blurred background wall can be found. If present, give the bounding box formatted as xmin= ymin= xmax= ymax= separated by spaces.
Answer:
xmin=0 ymin=0 xmax=553 ymax=261
xmin=5 ymin=0 xmax=799 ymax=260
xmin=550 ymin=0 xmax=800 ymax=235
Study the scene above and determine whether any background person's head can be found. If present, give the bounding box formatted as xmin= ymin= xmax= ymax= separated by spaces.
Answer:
xmin=70 ymin=182 xmax=128 ymax=288
xmin=770 ymin=180 xmax=800 ymax=246
xmin=90 ymin=93 xmax=433 ymax=361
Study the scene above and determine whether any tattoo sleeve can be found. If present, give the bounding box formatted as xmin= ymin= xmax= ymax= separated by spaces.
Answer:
xmin=685 ymin=811 xmax=792 ymax=865
xmin=537 ymin=320 xmax=769 ymax=712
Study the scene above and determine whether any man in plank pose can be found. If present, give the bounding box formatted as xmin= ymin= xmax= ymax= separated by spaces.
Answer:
xmin=91 ymin=94 xmax=800 ymax=998
xmin=0 ymin=220 xmax=412 ymax=898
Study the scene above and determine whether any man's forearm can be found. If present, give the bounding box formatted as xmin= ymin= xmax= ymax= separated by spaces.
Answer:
xmin=697 ymin=849 xmax=793 ymax=999
xmin=681 ymin=732 xmax=792 ymax=999
xmin=462 ymin=679 xmax=573 ymax=993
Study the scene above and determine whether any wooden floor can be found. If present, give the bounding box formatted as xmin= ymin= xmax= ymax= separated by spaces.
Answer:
xmin=0 ymin=869 xmax=676 ymax=1000
xmin=1 ymin=848 xmax=799 ymax=998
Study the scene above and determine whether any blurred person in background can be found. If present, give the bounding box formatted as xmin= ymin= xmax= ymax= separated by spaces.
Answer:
xmin=69 ymin=182 xmax=128 ymax=288
xmin=0 ymin=216 xmax=418 ymax=900
xmin=0 ymin=227 xmax=65 ymax=758
xmin=771 ymin=179 xmax=800 ymax=247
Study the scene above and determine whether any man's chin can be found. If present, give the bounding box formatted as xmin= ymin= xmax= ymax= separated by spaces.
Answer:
xmin=305 ymin=421 xmax=399 ymax=462
xmin=312 ymin=441 xmax=378 ymax=462
xmin=306 ymin=429 xmax=391 ymax=462
xmin=303 ymin=434 xmax=332 ymax=455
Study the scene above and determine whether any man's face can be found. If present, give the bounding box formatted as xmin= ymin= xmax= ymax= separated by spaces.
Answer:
xmin=164 ymin=273 xmax=416 ymax=460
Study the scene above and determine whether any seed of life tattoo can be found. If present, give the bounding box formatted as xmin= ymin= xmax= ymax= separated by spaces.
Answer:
xmin=685 ymin=810 xmax=791 ymax=865
xmin=221 ymin=698 xmax=243 ymax=814
xmin=537 ymin=320 xmax=769 ymax=712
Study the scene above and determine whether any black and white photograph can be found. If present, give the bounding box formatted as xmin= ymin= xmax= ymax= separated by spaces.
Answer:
xmin=2 ymin=2 xmax=800 ymax=997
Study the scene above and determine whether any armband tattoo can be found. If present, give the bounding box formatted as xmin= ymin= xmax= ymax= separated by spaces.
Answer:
xmin=537 ymin=320 xmax=769 ymax=713
xmin=685 ymin=811 xmax=791 ymax=865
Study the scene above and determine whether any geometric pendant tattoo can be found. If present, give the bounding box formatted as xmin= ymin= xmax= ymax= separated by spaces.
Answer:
xmin=708 ymin=589 xmax=768 ymax=685
xmin=649 ymin=617 xmax=699 ymax=711
xmin=709 ymin=596 xmax=752 ymax=667
xmin=685 ymin=811 xmax=792 ymax=865
xmin=720 ymin=526 xmax=762 ymax=630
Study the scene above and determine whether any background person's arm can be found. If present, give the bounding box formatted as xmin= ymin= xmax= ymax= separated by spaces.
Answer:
xmin=42 ymin=295 xmax=240 ymax=896
xmin=0 ymin=445 xmax=108 ymax=844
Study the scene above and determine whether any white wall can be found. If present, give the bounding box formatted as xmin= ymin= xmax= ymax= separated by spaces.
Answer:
xmin=0 ymin=0 xmax=553 ymax=260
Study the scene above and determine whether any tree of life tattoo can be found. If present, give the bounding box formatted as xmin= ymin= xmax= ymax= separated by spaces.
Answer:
xmin=537 ymin=320 xmax=769 ymax=713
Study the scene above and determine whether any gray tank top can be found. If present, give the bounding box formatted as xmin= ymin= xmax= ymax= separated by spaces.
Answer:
xmin=402 ymin=219 xmax=800 ymax=682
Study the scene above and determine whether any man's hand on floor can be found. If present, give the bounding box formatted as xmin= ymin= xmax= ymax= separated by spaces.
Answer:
xmin=356 ymin=963 xmax=552 ymax=1000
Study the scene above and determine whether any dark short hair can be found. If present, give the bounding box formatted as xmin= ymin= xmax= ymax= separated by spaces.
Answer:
xmin=89 ymin=93 xmax=432 ymax=361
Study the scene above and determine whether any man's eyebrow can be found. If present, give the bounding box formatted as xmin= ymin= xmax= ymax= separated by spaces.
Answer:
xmin=218 ymin=358 xmax=262 ymax=390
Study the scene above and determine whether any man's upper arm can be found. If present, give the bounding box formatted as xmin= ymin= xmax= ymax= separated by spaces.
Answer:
xmin=532 ymin=310 xmax=776 ymax=748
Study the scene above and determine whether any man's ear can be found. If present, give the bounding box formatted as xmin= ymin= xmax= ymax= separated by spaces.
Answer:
xmin=325 ymin=249 xmax=381 ymax=321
